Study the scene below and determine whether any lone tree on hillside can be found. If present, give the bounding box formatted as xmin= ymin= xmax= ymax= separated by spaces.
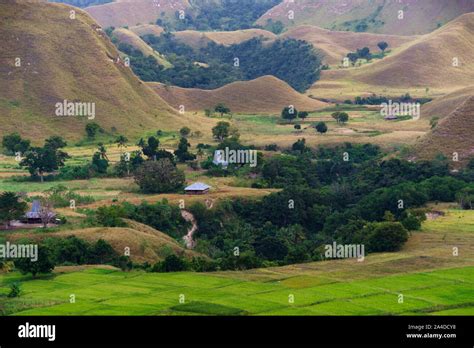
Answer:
xmin=174 ymin=137 xmax=196 ymax=163
xmin=298 ymin=111 xmax=309 ymax=121
xmin=0 ymin=192 xmax=27 ymax=229
xmin=115 ymin=135 xmax=128 ymax=151
xmin=357 ymin=47 xmax=371 ymax=60
xmin=315 ymin=122 xmax=328 ymax=134
xmin=212 ymin=121 xmax=231 ymax=142
xmin=292 ymin=138 xmax=308 ymax=154
xmin=214 ymin=103 xmax=231 ymax=117
xmin=377 ymin=41 xmax=389 ymax=53
xmin=85 ymin=122 xmax=103 ymax=139
xmin=179 ymin=127 xmax=191 ymax=138
xmin=44 ymin=136 xmax=67 ymax=150
xmin=134 ymin=159 xmax=185 ymax=194
xmin=20 ymin=137 xmax=70 ymax=182
xmin=281 ymin=106 xmax=298 ymax=122
xmin=91 ymin=144 xmax=109 ymax=174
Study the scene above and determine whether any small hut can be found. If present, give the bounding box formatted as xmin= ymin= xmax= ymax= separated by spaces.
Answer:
xmin=185 ymin=182 xmax=211 ymax=195
xmin=384 ymin=114 xmax=398 ymax=121
xmin=24 ymin=200 xmax=56 ymax=224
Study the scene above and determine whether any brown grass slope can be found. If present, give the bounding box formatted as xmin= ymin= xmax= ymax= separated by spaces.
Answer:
xmin=148 ymin=76 xmax=327 ymax=114
xmin=258 ymin=0 xmax=474 ymax=36
xmin=281 ymin=25 xmax=416 ymax=65
xmin=422 ymin=86 xmax=474 ymax=120
xmin=312 ymin=13 xmax=474 ymax=98
xmin=173 ymin=29 xmax=277 ymax=49
xmin=112 ymin=27 xmax=172 ymax=67
xmin=413 ymin=96 xmax=474 ymax=164
xmin=129 ymin=23 xmax=164 ymax=37
xmin=0 ymin=1 xmax=183 ymax=141
xmin=6 ymin=219 xmax=201 ymax=263
xmin=85 ymin=0 xmax=190 ymax=28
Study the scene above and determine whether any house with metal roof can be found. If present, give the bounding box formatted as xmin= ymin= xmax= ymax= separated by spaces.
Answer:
xmin=185 ymin=182 xmax=211 ymax=195
xmin=24 ymin=200 xmax=56 ymax=223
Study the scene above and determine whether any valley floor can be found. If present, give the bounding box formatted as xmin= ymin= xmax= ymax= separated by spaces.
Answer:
xmin=1 ymin=209 xmax=473 ymax=316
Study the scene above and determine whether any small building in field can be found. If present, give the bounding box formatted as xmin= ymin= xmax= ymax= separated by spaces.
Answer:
xmin=384 ymin=114 xmax=398 ymax=121
xmin=23 ymin=200 xmax=56 ymax=224
xmin=185 ymin=182 xmax=211 ymax=195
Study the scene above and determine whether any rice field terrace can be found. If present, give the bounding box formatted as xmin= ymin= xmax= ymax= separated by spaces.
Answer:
xmin=1 ymin=209 xmax=473 ymax=316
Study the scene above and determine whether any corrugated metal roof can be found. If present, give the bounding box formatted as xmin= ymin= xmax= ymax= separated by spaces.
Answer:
xmin=185 ymin=182 xmax=211 ymax=191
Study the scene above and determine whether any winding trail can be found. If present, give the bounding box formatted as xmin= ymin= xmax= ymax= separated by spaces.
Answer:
xmin=181 ymin=199 xmax=214 ymax=249
xmin=181 ymin=210 xmax=197 ymax=249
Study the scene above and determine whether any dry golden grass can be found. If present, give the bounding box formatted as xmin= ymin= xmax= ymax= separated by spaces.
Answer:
xmin=174 ymin=29 xmax=277 ymax=49
xmin=81 ymin=178 xmax=278 ymax=210
xmin=413 ymin=96 xmax=474 ymax=164
xmin=112 ymin=27 xmax=171 ymax=67
xmin=257 ymin=0 xmax=474 ymax=36
xmin=310 ymin=13 xmax=474 ymax=100
xmin=6 ymin=220 xmax=202 ymax=263
xmin=422 ymin=85 xmax=474 ymax=120
xmin=282 ymin=25 xmax=416 ymax=65
xmin=129 ymin=23 xmax=164 ymax=37
xmin=85 ymin=0 xmax=189 ymax=28
xmin=148 ymin=76 xmax=327 ymax=114
xmin=0 ymin=1 xmax=192 ymax=142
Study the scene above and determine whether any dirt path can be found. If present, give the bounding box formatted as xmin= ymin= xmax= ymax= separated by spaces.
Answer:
xmin=181 ymin=210 xmax=197 ymax=249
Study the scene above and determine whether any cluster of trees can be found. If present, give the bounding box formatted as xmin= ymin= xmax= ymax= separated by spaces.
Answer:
xmin=180 ymin=145 xmax=473 ymax=269
xmin=281 ymin=107 xmax=309 ymax=122
xmin=1 ymin=133 xmax=30 ymax=156
xmin=133 ymin=34 xmax=321 ymax=92
xmin=17 ymin=136 xmax=69 ymax=182
xmin=1 ymin=133 xmax=103 ymax=182
xmin=3 ymin=129 xmax=194 ymax=194
xmin=155 ymin=0 xmax=282 ymax=32
xmin=94 ymin=200 xmax=188 ymax=239
xmin=87 ymin=141 xmax=474 ymax=272
xmin=12 ymin=237 xmax=124 ymax=278
xmin=349 ymin=93 xmax=431 ymax=106
xmin=345 ymin=42 xmax=388 ymax=66
xmin=332 ymin=111 xmax=349 ymax=124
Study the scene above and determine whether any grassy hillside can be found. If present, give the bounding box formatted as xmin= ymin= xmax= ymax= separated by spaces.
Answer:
xmin=148 ymin=76 xmax=327 ymax=114
xmin=5 ymin=219 xmax=201 ymax=263
xmin=311 ymin=13 xmax=474 ymax=99
xmin=281 ymin=25 xmax=416 ymax=65
xmin=1 ymin=209 xmax=473 ymax=315
xmin=129 ymin=23 xmax=164 ymax=37
xmin=174 ymin=28 xmax=277 ymax=49
xmin=413 ymin=96 xmax=474 ymax=164
xmin=257 ymin=0 xmax=474 ymax=36
xmin=0 ymin=0 xmax=186 ymax=142
xmin=112 ymin=27 xmax=172 ymax=67
xmin=85 ymin=0 xmax=190 ymax=28
xmin=422 ymin=85 xmax=474 ymax=120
